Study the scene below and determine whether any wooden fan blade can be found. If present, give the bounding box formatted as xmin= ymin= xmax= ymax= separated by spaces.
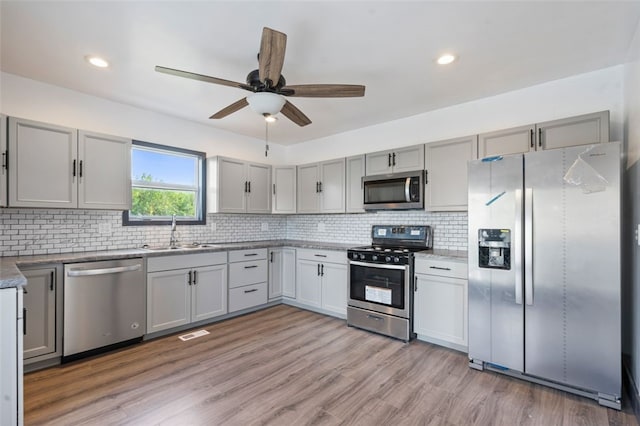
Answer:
xmin=283 ymin=84 xmax=366 ymax=98
xmin=281 ymin=100 xmax=311 ymax=127
xmin=258 ymin=27 xmax=287 ymax=87
xmin=209 ymin=98 xmax=249 ymax=119
xmin=156 ymin=66 xmax=253 ymax=91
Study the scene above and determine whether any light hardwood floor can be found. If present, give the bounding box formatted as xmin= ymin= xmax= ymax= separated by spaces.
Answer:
xmin=25 ymin=305 xmax=637 ymax=425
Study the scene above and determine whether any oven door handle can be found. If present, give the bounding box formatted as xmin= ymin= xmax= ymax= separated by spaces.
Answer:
xmin=348 ymin=260 xmax=409 ymax=271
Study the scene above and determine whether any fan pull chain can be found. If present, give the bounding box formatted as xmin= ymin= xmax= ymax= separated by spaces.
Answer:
xmin=265 ymin=120 xmax=270 ymax=157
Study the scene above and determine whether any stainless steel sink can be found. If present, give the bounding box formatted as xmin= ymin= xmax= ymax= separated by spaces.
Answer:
xmin=141 ymin=243 xmax=215 ymax=251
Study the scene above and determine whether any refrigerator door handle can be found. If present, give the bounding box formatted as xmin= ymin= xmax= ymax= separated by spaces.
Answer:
xmin=524 ymin=187 xmax=534 ymax=305
xmin=514 ymin=189 xmax=523 ymax=305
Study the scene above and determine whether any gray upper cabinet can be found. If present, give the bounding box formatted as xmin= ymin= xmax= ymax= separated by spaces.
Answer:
xmin=7 ymin=117 xmax=131 ymax=210
xmin=425 ymin=135 xmax=478 ymax=211
xmin=346 ymin=155 xmax=365 ymax=213
xmin=272 ymin=166 xmax=296 ymax=214
xmin=479 ymin=111 xmax=609 ymax=158
xmin=0 ymin=115 xmax=6 ymax=207
xmin=77 ymin=131 xmax=131 ymax=210
xmin=208 ymin=156 xmax=272 ymax=214
xmin=9 ymin=117 xmax=78 ymax=208
xmin=297 ymin=158 xmax=346 ymax=214
xmin=365 ymin=144 xmax=425 ymax=175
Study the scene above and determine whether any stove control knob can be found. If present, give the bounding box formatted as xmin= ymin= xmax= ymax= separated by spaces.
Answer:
xmin=372 ymin=255 xmax=378 ymax=261
xmin=385 ymin=256 xmax=392 ymax=262
xmin=394 ymin=257 xmax=400 ymax=263
xmin=359 ymin=254 xmax=366 ymax=260
xmin=351 ymin=253 xmax=358 ymax=260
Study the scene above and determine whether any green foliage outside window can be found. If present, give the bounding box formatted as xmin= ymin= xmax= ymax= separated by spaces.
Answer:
xmin=130 ymin=173 xmax=197 ymax=217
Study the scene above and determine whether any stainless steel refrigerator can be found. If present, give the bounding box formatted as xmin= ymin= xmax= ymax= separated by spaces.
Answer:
xmin=468 ymin=142 xmax=621 ymax=409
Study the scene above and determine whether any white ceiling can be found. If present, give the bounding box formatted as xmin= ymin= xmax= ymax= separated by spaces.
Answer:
xmin=1 ymin=1 xmax=640 ymax=145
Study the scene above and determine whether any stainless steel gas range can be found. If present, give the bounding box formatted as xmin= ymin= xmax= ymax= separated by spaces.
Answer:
xmin=347 ymin=225 xmax=432 ymax=341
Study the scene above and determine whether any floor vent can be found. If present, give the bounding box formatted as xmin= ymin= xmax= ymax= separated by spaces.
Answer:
xmin=178 ymin=329 xmax=210 ymax=341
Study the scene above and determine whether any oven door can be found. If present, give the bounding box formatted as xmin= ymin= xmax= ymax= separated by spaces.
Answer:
xmin=348 ymin=260 xmax=410 ymax=318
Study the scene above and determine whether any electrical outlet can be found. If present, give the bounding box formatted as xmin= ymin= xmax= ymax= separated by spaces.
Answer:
xmin=261 ymin=223 xmax=268 ymax=231
xmin=317 ymin=222 xmax=325 ymax=232
xmin=211 ymin=222 xmax=217 ymax=232
xmin=98 ymin=222 xmax=111 ymax=234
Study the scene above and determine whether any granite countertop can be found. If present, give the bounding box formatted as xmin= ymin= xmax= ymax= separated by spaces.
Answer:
xmin=1 ymin=240 xmax=467 ymax=289
xmin=0 ymin=240 xmax=356 ymax=289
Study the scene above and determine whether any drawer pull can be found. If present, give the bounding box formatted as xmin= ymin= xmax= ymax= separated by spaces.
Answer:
xmin=314 ymin=254 xmax=327 ymax=258
xmin=367 ymin=314 xmax=383 ymax=321
xmin=244 ymin=265 xmax=258 ymax=269
xmin=244 ymin=253 xmax=258 ymax=257
xmin=244 ymin=289 xmax=258 ymax=294
xmin=429 ymin=266 xmax=451 ymax=271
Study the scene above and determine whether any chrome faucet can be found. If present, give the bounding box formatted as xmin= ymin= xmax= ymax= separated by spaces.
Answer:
xmin=169 ymin=214 xmax=178 ymax=249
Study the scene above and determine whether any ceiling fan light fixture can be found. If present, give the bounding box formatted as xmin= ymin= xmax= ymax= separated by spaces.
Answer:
xmin=264 ymin=114 xmax=277 ymax=123
xmin=436 ymin=53 xmax=456 ymax=65
xmin=247 ymin=92 xmax=286 ymax=116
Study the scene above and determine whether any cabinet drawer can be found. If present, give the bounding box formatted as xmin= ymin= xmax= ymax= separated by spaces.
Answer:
xmin=229 ymin=248 xmax=268 ymax=263
xmin=296 ymin=248 xmax=347 ymax=265
xmin=229 ymin=282 xmax=267 ymax=312
xmin=147 ymin=252 xmax=227 ymax=272
xmin=415 ymin=258 xmax=467 ymax=279
xmin=229 ymin=259 xmax=268 ymax=288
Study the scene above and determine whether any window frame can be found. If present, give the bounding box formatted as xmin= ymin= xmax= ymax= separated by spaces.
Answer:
xmin=122 ymin=140 xmax=207 ymax=226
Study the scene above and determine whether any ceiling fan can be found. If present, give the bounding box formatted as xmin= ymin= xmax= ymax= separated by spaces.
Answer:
xmin=155 ymin=27 xmax=365 ymax=127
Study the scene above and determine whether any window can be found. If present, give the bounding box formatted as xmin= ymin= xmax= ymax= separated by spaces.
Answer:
xmin=123 ymin=141 xmax=206 ymax=225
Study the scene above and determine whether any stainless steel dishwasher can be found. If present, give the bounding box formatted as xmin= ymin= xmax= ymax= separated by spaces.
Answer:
xmin=63 ymin=258 xmax=145 ymax=361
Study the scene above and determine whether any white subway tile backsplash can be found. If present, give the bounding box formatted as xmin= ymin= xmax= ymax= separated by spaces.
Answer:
xmin=0 ymin=208 xmax=467 ymax=256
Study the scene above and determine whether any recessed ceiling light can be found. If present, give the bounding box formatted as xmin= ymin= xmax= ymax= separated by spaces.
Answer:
xmin=86 ymin=55 xmax=109 ymax=68
xmin=436 ymin=54 xmax=456 ymax=65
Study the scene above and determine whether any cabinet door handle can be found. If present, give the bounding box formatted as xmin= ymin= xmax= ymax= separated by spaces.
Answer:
xmin=429 ymin=266 xmax=451 ymax=271
xmin=72 ymin=159 xmax=77 ymax=177
xmin=244 ymin=265 xmax=258 ymax=269
xmin=23 ymin=308 xmax=27 ymax=335
xmin=388 ymin=153 xmax=392 ymax=167
xmin=50 ymin=271 xmax=55 ymax=291
xmin=392 ymin=152 xmax=396 ymax=166
xmin=318 ymin=181 xmax=322 ymax=192
xmin=538 ymin=128 xmax=542 ymax=148
xmin=244 ymin=181 xmax=248 ymax=193
xmin=321 ymin=264 xmax=324 ymax=276
xmin=530 ymin=129 xmax=534 ymax=148
xmin=317 ymin=263 xmax=321 ymax=276
xmin=1 ymin=151 xmax=6 ymax=173
xmin=414 ymin=275 xmax=418 ymax=292
xmin=187 ymin=270 xmax=192 ymax=285
xmin=244 ymin=288 xmax=258 ymax=294
xmin=270 ymin=252 xmax=274 ymax=263
xmin=192 ymin=270 xmax=197 ymax=285
xmin=248 ymin=181 xmax=251 ymax=193
xmin=425 ymin=170 xmax=428 ymax=185
xmin=79 ymin=160 xmax=83 ymax=178
xmin=273 ymin=183 xmax=276 ymax=195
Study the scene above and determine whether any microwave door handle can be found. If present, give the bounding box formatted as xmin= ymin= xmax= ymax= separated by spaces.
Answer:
xmin=405 ymin=177 xmax=411 ymax=202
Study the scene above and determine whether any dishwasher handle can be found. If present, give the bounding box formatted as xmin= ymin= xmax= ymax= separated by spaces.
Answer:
xmin=66 ymin=264 xmax=142 ymax=277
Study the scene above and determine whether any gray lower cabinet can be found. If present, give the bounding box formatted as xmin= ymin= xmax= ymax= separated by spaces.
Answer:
xmin=414 ymin=257 xmax=468 ymax=352
xmin=295 ymin=249 xmax=347 ymax=318
xmin=268 ymin=247 xmax=296 ymax=300
xmin=22 ymin=266 xmax=62 ymax=367
xmin=146 ymin=252 xmax=227 ymax=334
xmin=424 ymin=135 xmax=478 ymax=211
xmin=479 ymin=110 xmax=609 ymax=158
xmin=228 ymin=249 xmax=268 ymax=312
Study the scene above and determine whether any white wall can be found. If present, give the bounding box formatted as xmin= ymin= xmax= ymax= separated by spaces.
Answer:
xmin=286 ymin=66 xmax=624 ymax=164
xmin=623 ymin=18 xmax=640 ymax=401
xmin=0 ymin=72 xmax=287 ymax=163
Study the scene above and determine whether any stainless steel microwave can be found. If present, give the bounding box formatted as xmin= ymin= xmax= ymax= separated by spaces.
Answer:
xmin=362 ymin=170 xmax=425 ymax=210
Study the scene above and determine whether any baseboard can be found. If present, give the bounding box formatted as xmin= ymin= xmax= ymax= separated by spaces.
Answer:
xmin=623 ymin=355 xmax=640 ymax=422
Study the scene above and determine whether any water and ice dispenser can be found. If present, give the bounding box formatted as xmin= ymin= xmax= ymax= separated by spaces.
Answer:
xmin=478 ymin=229 xmax=511 ymax=270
